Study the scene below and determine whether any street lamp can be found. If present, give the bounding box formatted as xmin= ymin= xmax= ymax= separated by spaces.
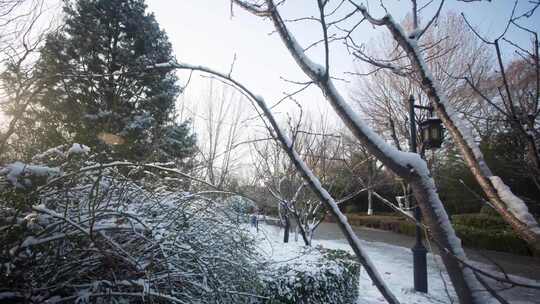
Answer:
xmin=408 ymin=95 xmax=444 ymax=293
xmin=420 ymin=117 xmax=444 ymax=150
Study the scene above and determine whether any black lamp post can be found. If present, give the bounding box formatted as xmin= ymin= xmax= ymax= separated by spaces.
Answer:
xmin=408 ymin=95 xmax=444 ymax=293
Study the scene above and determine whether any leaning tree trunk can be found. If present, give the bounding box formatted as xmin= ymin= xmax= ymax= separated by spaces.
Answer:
xmin=155 ymin=59 xmax=406 ymax=303
xmin=263 ymin=5 xmax=482 ymax=304
xmin=371 ymin=15 xmax=540 ymax=254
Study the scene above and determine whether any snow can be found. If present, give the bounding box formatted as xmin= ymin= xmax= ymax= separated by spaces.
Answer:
xmin=323 ymin=79 xmax=470 ymax=267
xmin=150 ymin=59 xmax=454 ymax=303
xmin=31 ymin=143 xmax=90 ymax=160
xmin=150 ymin=59 xmax=480 ymax=301
xmin=287 ymin=34 xmax=326 ymax=76
xmin=0 ymin=162 xmax=61 ymax=188
xmin=384 ymin=18 xmax=491 ymax=177
xmin=249 ymin=92 xmax=399 ymax=302
xmin=489 ymin=176 xmax=540 ymax=234
xmin=32 ymin=146 xmax=65 ymax=161
xmin=153 ymin=55 xmax=398 ymax=299
xmin=255 ymin=224 xmax=540 ymax=304
xmin=67 ymin=143 xmax=91 ymax=155
xmin=351 ymin=0 xmax=501 ymax=280
xmin=391 ymin=30 xmax=489 ymax=300
xmin=394 ymin=15 xmax=540 ymax=262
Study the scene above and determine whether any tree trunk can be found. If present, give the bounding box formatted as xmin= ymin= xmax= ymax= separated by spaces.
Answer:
xmin=283 ymin=215 xmax=290 ymax=243
xmin=353 ymin=12 xmax=540 ymax=254
xmin=293 ymin=212 xmax=311 ymax=246
xmin=258 ymin=6 xmax=485 ymax=301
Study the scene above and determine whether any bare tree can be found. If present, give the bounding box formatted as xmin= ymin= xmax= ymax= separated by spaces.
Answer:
xmin=456 ymin=7 xmax=540 ymax=191
xmin=353 ymin=12 xmax=493 ymax=153
xmin=251 ymin=111 xmax=348 ymax=245
xmin=340 ymin=132 xmax=394 ymax=215
xmin=0 ymin=0 xmax=54 ymax=160
xmin=188 ymin=80 xmax=249 ymax=189
xmin=149 ymin=1 xmax=540 ymax=303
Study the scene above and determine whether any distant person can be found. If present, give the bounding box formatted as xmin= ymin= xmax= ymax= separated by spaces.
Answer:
xmin=251 ymin=212 xmax=258 ymax=231
xmin=251 ymin=213 xmax=259 ymax=228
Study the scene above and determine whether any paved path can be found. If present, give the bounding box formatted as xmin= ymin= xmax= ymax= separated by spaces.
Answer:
xmin=262 ymin=222 xmax=540 ymax=303
xmin=281 ymin=220 xmax=540 ymax=281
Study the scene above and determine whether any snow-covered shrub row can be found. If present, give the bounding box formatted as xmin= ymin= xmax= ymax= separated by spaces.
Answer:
xmin=0 ymin=145 xmax=261 ymax=303
xmin=259 ymin=246 xmax=360 ymax=304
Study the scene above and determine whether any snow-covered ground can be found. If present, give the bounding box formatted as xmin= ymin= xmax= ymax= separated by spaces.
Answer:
xmin=253 ymin=223 xmax=539 ymax=304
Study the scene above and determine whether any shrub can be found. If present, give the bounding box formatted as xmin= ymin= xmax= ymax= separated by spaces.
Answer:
xmin=451 ymin=213 xmax=508 ymax=230
xmin=0 ymin=145 xmax=260 ymax=303
xmin=339 ymin=214 xmax=416 ymax=236
xmin=340 ymin=213 xmax=532 ymax=255
xmin=398 ymin=221 xmax=417 ymax=236
xmin=453 ymin=225 xmax=530 ymax=255
xmin=479 ymin=205 xmax=500 ymax=217
xmin=259 ymin=247 xmax=360 ymax=304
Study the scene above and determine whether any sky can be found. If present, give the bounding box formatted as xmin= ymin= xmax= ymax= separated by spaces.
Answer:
xmin=142 ymin=0 xmax=540 ymax=177
xmin=144 ymin=0 xmax=540 ymax=121
xmin=2 ymin=0 xmax=538 ymax=177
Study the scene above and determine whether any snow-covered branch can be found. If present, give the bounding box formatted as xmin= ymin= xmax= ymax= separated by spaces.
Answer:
xmin=150 ymin=60 xmax=401 ymax=304
xmin=352 ymin=1 xmax=540 ymax=255
xmin=233 ymin=1 xmax=490 ymax=303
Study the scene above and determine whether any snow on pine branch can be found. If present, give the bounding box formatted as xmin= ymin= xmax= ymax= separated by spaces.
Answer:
xmin=0 ymin=162 xmax=61 ymax=189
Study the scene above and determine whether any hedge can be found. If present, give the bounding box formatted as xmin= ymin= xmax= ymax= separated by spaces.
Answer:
xmin=451 ymin=213 xmax=509 ymax=230
xmin=259 ymin=247 xmax=360 ymax=303
xmin=453 ymin=224 xmax=531 ymax=255
xmin=337 ymin=213 xmax=533 ymax=256
xmin=451 ymin=213 xmax=531 ymax=255
xmin=331 ymin=214 xmax=416 ymax=237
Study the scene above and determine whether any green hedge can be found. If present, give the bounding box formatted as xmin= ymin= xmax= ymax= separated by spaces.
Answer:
xmin=340 ymin=213 xmax=533 ymax=256
xmin=451 ymin=213 xmax=508 ymax=230
xmin=453 ymin=224 xmax=530 ymax=255
xmin=259 ymin=247 xmax=360 ymax=303
xmin=450 ymin=213 xmax=531 ymax=255
xmin=337 ymin=214 xmax=416 ymax=237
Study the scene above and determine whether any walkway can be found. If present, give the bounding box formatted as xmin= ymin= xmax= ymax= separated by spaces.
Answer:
xmin=311 ymin=221 xmax=540 ymax=281
xmin=261 ymin=222 xmax=540 ymax=303
xmin=264 ymin=216 xmax=540 ymax=281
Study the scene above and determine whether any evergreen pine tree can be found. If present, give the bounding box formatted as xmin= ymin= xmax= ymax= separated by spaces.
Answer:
xmin=32 ymin=0 xmax=194 ymax=162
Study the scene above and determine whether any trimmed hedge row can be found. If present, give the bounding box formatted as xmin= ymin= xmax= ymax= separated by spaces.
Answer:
xmin=259 ymin=247 xmax=360 ymax=304
xmin=452 ymin=213 xmax=509 ymax=230
xmin=453 ymin=224 xmax=530 ymax=255
xmin=337 ymin=213 xmax=532 ymax=256
xmin=332 ymin=214 xmax=417 ymax=237
xmin=451 ymin=213 xmax=531 ymax=255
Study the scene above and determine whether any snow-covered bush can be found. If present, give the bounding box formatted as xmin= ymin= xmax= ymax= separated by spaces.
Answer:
xmin=259 ymin=246 xmax=360 ymax=304
xmin=0 ymin=145 xmax=260 ymax=303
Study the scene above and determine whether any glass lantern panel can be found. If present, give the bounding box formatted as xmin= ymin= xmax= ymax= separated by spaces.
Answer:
xmin=422 ymin=128 xmax=430 ymax=141
xmin=431 ymin=126 xmax=439 ymax=140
